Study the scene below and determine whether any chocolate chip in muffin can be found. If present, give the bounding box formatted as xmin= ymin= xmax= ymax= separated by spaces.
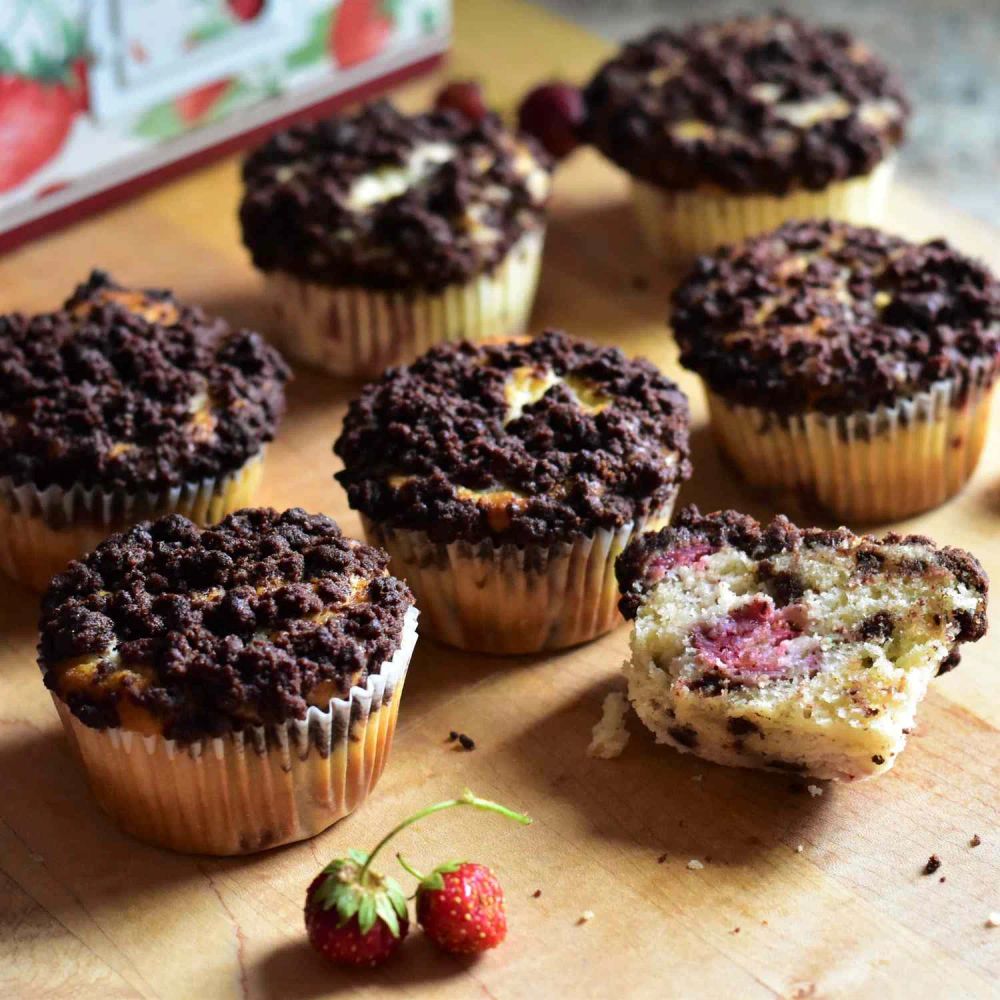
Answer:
xmin=583 ymin=12 xmax=908 ymax=196
xmin=240 ymin=100 xmax=552 ymax=293
xmin=39 ymin=508 xmax=414 ymax=744
xmin=334 ymin=330 xmax=691 ymax=547
xmin=0 ymin=270 xmax=290 ymax=493
xmin=671 ymin=221 xmax=1000 ymax=417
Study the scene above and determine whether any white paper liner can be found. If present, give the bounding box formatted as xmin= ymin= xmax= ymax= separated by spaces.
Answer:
xmin=705 ymin=361 xmax=996 ymax=521
xmin=0 ymin=451 xmax=264 ymax=590
xmin=631 ymin=157 xmax=895 ymax=263
xmin=362 ymin=504 xmax=674 ymax=655
xmin=53 ymin=606 xmax=418 ymax=856
xmin=262 ymin=229 xmax=545 ymax=379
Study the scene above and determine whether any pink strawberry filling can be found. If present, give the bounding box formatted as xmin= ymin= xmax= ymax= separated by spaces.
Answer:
xmin=646 ymin=542 xmax=715 ymax=585
xmin=691 ymin=597 xmax=817 ymax=682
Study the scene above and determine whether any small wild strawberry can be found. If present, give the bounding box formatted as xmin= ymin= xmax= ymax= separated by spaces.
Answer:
xmin=409 ymin=861 xmax=508 ymax=954
xmin=434 ymin=80 xmax=489 ymax=124
xmin=304 ymin=849 xmax=409 ymax=968
xmin=517 ymin=81 xmax=585 ymax=159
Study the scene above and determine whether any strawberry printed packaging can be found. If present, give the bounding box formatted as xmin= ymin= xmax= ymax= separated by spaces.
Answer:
xmin=0 ymin=0 xmax=450 ymax=250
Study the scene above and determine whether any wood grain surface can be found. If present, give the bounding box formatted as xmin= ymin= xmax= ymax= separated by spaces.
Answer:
xmin=1 ymin=2 xmax=998 ymax=997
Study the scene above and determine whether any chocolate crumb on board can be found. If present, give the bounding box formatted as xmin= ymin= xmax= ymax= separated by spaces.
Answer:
xmin=923 ymin=854 xmax=942 ymax=876
xmin=447 ymin=731 xmax=459 ymax=742
xmin=457 ymin=733 xmax=476 ymax=751
xmin=532 ymin=889 xmax=542 ymax=898
xmin=939 ymin=876 xmax=946 ymax=883
xmin=970 ymin=834 xmax=982 ymax=847
xmin=657 ymin=853 xmax=668 ymax=864
xmin=871 ymin=754 xmax=885 ymax=765
xmin=577 ymin=910 xmax=595 ymax=925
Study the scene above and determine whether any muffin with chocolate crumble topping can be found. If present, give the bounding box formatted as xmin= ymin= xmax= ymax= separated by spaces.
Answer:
xmin=672 ymin=221 xmax=1000 ymax=522
xmin=0 ymin=271 xmax=289 ymax=590
xmin=240 ymin=100 xmax=551 ymax=379
xmin=615 ymin=507 xmax=987 ymax=780
xmin=334 ymin=330 xmax=690 ymax=654
xmin=582 ymin=12 xmax=907 ymax=262
xmin=39 ymin=507 xmax=417 ymax=855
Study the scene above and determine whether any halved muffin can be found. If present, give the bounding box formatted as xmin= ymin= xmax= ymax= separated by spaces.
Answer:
xmin=615 ymin=507 xmax=987 ymax=781
xmin=40 ymin=507 xmax=417 ymax=855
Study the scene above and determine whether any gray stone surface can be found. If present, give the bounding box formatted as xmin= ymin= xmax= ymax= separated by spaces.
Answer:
xmin=537 ymin=0 xmax=999 ymax=225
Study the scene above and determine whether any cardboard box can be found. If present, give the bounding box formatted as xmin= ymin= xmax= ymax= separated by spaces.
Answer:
xmin=0 ymin=0 xmax=450 ymax=251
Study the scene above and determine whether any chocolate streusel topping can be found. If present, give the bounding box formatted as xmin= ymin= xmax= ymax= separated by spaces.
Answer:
xmin=616 ymin=505 xmax=989 ymax=639
xmin=334 ymin=330 xmax=691 ymax=547
xmin=239 ymin=100 xmax=551 ymax=293
xmin=39 ymin=508 xmax=414 ymax=743
xmin=582 ymin=12 xmax=907 ymax=195
xmin=0 ymin=271 xmax=290 ymax=493
xmin=672 ymin=221 xmax=1000 ymax=415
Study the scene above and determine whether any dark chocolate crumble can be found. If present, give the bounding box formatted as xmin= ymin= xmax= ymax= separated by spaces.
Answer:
xmin=582 ymin=12 xmax=908 ymax=195
xmin=672 ymin=221 xmax=1000 ymax=416
xmin=240 ymin=100 xmax=551 ymax=293
xmin=39 ymin=507 xmax=413 ymax=744
xmin=0 ymin=271 xmax=289 ymax=493
xmin=334 ymin=330 xmax=691 ymax=547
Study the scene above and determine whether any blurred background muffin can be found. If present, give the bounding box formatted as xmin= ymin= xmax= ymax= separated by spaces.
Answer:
xmin=240 ymin=100 xmax=551 ymax=380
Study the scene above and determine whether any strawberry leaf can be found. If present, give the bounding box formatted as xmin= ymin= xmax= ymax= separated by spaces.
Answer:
xmin=421 ymin=860 xmax=464 ymax=891
xmin=374 ymin=893 xmax=401 ymax=937
xmin=348 ymin=848 xmax=369 ymax=866
xmin=286 ymin=10 xmax=331 ymax=69
xmin=335 ymin=886 xmax=361 ymax=923
xmin=385 ymin=879 xmax=408 ymax=918
xmin=357 ymin=893 xmax=377 ymax=935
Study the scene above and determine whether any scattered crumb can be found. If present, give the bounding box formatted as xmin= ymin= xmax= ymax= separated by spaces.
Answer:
xmin=578 ymin=910 xmax=595 ymax=925
xmin=806 ymin=784 xmax=824 ymax=798
xmin=939 ymin=876 xmax=946 ymax=884
xmin=531 ymin=889 xmax=542 ymax=899
xmin=923 ymin=854 xmax=942 ymax=876
xmin=871 ymin=754 xmax=885 ymax=765
xmin=970 ymin=834 xmax=982 ymax=848
xmin=657 ymin=853 xmax=668 ymax=864
xmin=631 ymin=275 xmax=649 ymax=292
xmin=761 ymin=920 xmax=769 ymax=926
xmin=986 ymin=913 xmax=1000 ymax=929
xmin=457 ymin=734 xmax=475 ymax=751
xmin=691 ymin=774 xmax=703 ymax=783
xmin=588 ymin=691 xmax=631 ymax=759
xmin=795 ymin=844 xmax=804 ymax=854
xmin=687 ymin=859 xmax=704 ymax=871
xmin=731 ymin=927 xmax=740 ymax=935
xmin=447 ymin=731 xmax=459 ymax=742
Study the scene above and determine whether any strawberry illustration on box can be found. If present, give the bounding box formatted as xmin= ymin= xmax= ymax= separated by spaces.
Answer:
xmin=0 ymin=0 xmax=450 ymax=250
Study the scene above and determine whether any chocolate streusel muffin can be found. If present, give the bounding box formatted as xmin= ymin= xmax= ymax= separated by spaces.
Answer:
xmin=240 ymin=99 xmax=552 ymax=378
xmin=615 ymin=507 xmax=988 ymax=780
xmin=672 ymin=220 xmax=1000 ymax=521
xmin=40 ymin=507 xmax=418 ymax=855
xmin=582 ymin=12 xmax=908 ymax=261
xmin=0 ymin=271 xmax=289 ymax=590
xmin=334 ymin=330 xmax=691 ymax=654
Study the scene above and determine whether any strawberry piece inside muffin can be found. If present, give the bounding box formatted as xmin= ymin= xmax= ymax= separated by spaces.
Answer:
xmin=616 ymin=507 xmax=988 ymax=780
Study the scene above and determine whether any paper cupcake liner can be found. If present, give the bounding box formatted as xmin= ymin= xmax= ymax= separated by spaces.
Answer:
xmin=262 ymin=229 xmax=546 ymax=379
xmin=53 ymin=606 xmax=418 ymax=856
xmin=0 ymin=451 xmax=265 ymax=591
xmin=705 ymin=363 xmax=996 ymax=522
xmin=631 ymin=158 xmax=895 ymax=263
xmin=362 ymin=504 xmax=674 ymax=655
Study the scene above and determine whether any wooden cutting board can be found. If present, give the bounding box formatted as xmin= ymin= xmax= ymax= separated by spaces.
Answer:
xmin=1 ymin=2 xmax=998 ymax=997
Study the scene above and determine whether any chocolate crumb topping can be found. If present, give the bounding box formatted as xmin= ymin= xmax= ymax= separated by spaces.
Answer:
xmin=672 ymin=221 xmax=1000 ymax=415
xmin=334 ymin=330 xmax=691 ymax=547
xmin=0 ymin=271 xmax=289 ymax=493
xmin=240 ymin=100 xmax=551 ymax=293
xmin=923 ymin=854 xmax=942 ymax=876
xmin=582 ymin=12 xmax=908 ymax=195
xmin=616 ymin=506 xmax=989 ymax=646
xmin=39 ymin=508 xmax=413 ymax=743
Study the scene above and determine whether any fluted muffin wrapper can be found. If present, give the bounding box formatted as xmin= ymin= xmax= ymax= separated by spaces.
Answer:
xmin=52 ymin=605 xmax=418 ymax=856
xmin=0 ymin=451 xmax=265 ymax=591
xmin=362 ymin=504 xmax=674 ymax=655
xmin=631 ymin=157 xmax=895 ymax=264
xmin=705 ymin=361 xmax=996 ymax=522
xmin=261 ymin=229 xmax=545 ymax=379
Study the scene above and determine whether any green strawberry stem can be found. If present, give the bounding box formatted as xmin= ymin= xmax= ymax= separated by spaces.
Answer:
xmin=395 ymin=854 xmax=427 ymax=882
xmin=358 ymin=789 xmax=530 ymax=883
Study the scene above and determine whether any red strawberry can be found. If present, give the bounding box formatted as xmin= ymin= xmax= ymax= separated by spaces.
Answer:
xmin=413 ymin=862 xmax=507 ymax=954
xmin=227 ymin=0 xmax=266 ymax=21
xmin=304 ymin=850 xmax=409 ymax=968
xmin=175 ymin=79 xmax=232 ymax=125
xmin=517 ymin=81 xmax=585 ymax=160
xmin=330 ymin=0 xmax=393 ymax=69
xmin=0 ymin=75 xmax=79 ymax=193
